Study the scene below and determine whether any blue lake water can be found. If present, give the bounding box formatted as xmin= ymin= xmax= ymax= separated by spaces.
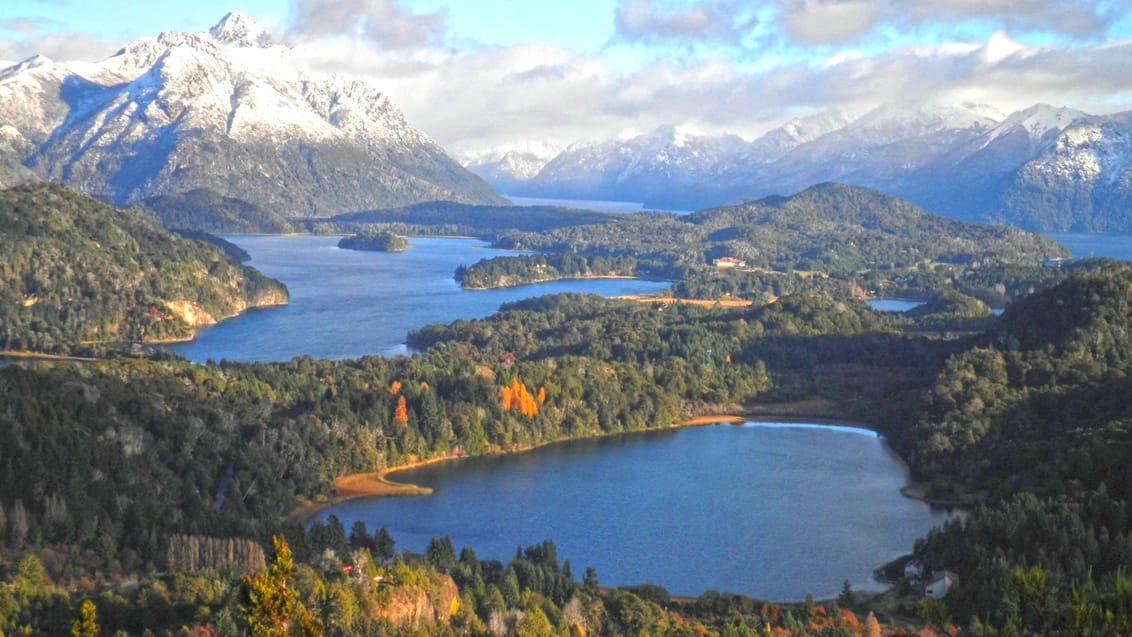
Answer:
xmin=1046 ymin=232 xmax=1132 ymax=262
xmin=320 ymin=422 xmax=951 ymax=601
xmin=167 ymin=236 xmax=670 ymax=362
xmin=867 ymin=299 xmax=922 ymax=312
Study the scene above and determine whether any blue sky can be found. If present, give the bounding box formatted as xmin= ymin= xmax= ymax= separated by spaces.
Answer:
xmin=4 ymin=1 xmax=1132 ymax=156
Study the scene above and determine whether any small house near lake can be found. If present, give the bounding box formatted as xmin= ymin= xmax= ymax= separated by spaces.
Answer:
xmin=713 ymin=257 xmax=747 ymax=269
xmin=925 ymin=571 xmax=958 ymax=599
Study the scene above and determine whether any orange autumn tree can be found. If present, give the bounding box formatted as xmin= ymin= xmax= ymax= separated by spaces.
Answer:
xmin=389 ymin=380 xmax=402 ymax=394
xmin=393 ymin=395 xmax=409 ymax=425
xmin=500 ymin=378 xmax=541 ymax=418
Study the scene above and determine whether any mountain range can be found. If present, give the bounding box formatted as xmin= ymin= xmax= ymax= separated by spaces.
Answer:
xmin=471 ymin=103 xmax=1132 ymax=232
xmin=0 ymin=12 xmax=503 ymax=215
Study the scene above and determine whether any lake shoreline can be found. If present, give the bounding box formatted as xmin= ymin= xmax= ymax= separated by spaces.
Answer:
xmin=461 ymin=273 xmax=662 ymax=291
xmin=0 ymin=349 xmax=98 ymax=362
xmin=295 ymin=407 xmax=881 ymax=523
xmin=617 ymin=294 xmax=755 ymax=308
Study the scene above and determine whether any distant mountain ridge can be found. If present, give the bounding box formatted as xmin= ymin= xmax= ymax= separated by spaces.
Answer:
xmin=481 ymin=102 xmax=1132 ymax=232
xmin=0 ymin=12 xmax=504 ymax=215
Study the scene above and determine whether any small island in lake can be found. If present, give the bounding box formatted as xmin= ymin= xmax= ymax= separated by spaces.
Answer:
xmin=338 ymin=230 xmax=410 ymax=252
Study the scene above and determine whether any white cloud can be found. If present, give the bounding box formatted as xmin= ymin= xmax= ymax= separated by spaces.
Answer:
xmin=329 ymin=30 xmax=1132 ymax=155
xmin=0 ymin=29 xmax=118 ymax=63
xmin=6 ymin=0 xmax=1132 ymax=161
xmin=614 ymin=0 xmax=759 ymax=43
xmin=775 ymin=0 xmax=1131 ymax=45
xmin=287 ymin=0 xmax=447 ymax=50
xmin=778 ymin=1 xmax=881 ymax=45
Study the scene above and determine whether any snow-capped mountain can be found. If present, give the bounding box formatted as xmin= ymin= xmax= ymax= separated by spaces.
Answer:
xmin=482 ymin=101 xmax=1132 ymax=231
xmin=463 ymin=140 xmax=563 ymax=194
xmin=996 ymin=111 xmax=1132 ymax=231
xmin=0 ymin=12 xmax=503 ymax=214
xmin=712 ymin=102 xmax=1004 ymax=207
xmin=510 ymin=124 xmax=749 ymax=208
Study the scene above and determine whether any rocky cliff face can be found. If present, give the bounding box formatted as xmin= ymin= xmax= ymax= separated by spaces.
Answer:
xmin=0 ymin=13 xmax=504 ymax=216
xmin=374 ymin=572 xmax=460 ymax=629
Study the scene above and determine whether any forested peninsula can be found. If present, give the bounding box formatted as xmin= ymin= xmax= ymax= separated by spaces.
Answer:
xmin=0 ymin=185 xmax=289 ymax=354
xmin=4 ymin=183 xmax=1132 ymax=635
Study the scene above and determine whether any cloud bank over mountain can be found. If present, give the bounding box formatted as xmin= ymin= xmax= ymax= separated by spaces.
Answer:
xmin=3 ymin=0 xmax=1132 ymax=161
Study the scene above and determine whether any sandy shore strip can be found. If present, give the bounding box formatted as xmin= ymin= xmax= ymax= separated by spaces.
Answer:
xmin=616 ymin=295 xmax=754 ymax=308
xmin=331 ymin=456 xmax=457 ymax=498
xmin=0 ymin=350 xmax=98 ymax=362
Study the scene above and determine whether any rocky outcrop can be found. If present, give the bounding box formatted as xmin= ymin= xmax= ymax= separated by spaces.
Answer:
xmin=375 ymin=572 xmax=460 ymax=629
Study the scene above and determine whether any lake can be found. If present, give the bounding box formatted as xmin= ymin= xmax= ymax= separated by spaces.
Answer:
xmin=867 ymin=299 xmax=922 ymax=312
xmin=167 ymin=236 xmax=670 ymax=362
xmin=319 ymin=422 xmax=950 ymax=601
xmin=1047 ymin=232 xmax=1132 ymax=262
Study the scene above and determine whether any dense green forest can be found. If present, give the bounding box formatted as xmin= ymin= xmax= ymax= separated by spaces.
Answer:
xmin=0 ymin=185 xmax=289 ymax=354
xmin=134 ymin=188 xmax=296 ymax=234
xmin=0 ymin=285 xmax=966 ymax=635
xmin=5 ymin=261 xmax=1132 ymax=634
xmin=456 ymin=253 xmax=681 ymax=289
xmin=488 ymin=184 xmax=1067 ymax=271
xmin=327 ymin=183 xmax=1073 ymax=302
xmin=338 ymin=230 xmax=411 ymax=252
xmin=4 ymin=182 xmax=1132 ymax=635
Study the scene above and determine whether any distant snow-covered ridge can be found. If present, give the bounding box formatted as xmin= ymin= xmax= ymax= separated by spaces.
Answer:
xmin=0 ymin=12 xmax=503 ymax=214
xmin=474 ymin=102 xmax=1132 ymax=232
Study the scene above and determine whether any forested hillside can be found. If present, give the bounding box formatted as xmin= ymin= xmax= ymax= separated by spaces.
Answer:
xmin=134 ymin=188 xmax=296 ymax=234
xmin=490 ymin=184 xmax=1068 ymax=273
xmin=900 ymin=264 xmax=1132 ymax=634
xmin=0 ymin=180 xmax=1129 ymax=634
xmin=0 ymin=287 xmax=962 ymax=635
xmin=0 ymin=185 xmax=288 ymax=353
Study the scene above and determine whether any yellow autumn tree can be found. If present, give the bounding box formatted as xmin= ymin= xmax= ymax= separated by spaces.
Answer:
xmin=71 ymin=600 xmax=100 ymax=637
xmin=240 ymin=536 xmax=323 ymax=636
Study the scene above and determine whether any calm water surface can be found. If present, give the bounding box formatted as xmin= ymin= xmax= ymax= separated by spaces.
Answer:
xmin=1047 ymin=232 xmax=1132 ymax=262
xmin=168 ymin=236 xmax=669 ymax=362
xmin=320 ymin=422 xmax=951 ymax=601
xmin=866 ymin=299 xmax=922 ymax=312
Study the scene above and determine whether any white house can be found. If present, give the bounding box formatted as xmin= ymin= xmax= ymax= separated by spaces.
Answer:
xmin=925 ymin=571 xmax=958 ymax=599
xmin=713 ymin=257 xmax=747 ymax=269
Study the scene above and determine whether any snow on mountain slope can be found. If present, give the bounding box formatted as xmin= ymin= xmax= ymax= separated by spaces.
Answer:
xmin=998 ymin=111 xmax=1132 ymax=231
xmin=486 ymin=99 xmax=1132 ymax=230
xmin=0 ymin=12 xmax=503 ymax=214
xmin=510 ymin=124 xmax=749 ymax=206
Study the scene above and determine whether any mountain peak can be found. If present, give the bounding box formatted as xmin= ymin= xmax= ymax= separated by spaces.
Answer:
xmin=1 ymin=53 xmax=54 ymax=79
xmin=208 ymin=11 xmax=274 ymax=48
